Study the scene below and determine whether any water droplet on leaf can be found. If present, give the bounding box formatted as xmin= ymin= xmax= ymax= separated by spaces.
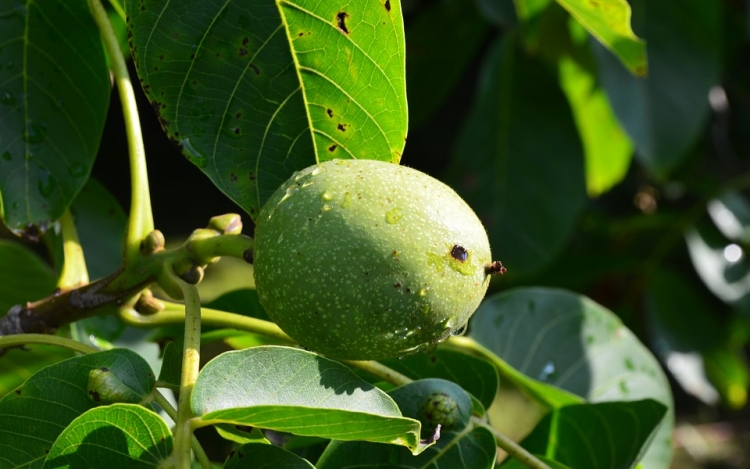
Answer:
xmin=38 ymin=169 xmax=56 ymax=197
xmin=24 ymin=121 xmax=46 ymax=144
xmin=538 ymin=361 xmax=556 ymax=382
xmin=1 ymin=91 xmax=14 ymax=106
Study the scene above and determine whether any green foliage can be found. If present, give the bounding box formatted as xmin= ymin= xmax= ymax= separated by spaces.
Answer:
xmin=0 ymin=0 xmax=110 ymax=231
xmin=191 ymin=346 xmax=428 ymax=453
xmin=127 ymin=0 xmax=408 ymax=219
xmin=42 ymin=404 xmax=172 ymax=469
xmin=5 ymin=0 xmax=747 ymax=466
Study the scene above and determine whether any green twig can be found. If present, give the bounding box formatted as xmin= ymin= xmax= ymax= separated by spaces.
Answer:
xmin=471 ymin=416 xmax=552 ymax=469
xmin=89 ymin=0 xmax=154 ymax=265
xmin=0 ymin=333 xmax=98 ymax=354
xmin=57 ymin=209 xmax=89 ymax=288
xmin=169 ymin=268 xmax=202 ymax=469
xmin=153 ymin=391 xmax=211 ymax=469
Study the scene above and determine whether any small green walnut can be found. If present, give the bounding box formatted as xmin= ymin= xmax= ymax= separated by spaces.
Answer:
xmin=253 ymin=159 xmax=502 ymax=360
xmin=419 ymin=392 xmax=461 ymax=432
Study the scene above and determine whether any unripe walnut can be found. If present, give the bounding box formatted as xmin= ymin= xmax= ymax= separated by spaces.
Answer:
xmin=253 ymin=159 xmax=499 ymax=360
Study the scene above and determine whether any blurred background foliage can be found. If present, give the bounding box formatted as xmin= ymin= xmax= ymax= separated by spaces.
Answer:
xmin=2 ymin=0 xmax=750 ymax=466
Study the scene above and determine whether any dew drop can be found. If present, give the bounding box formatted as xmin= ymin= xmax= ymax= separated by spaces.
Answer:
xmin=322 ymin=190 xmax=335 ymax=201
xmin=38 ymin=169 xmax=56 ymax=197
xmin=69 ymin=163 xmax=86 ymax=177
xmin=311 ymin=166 xmax=326 ymax=176
xmin=24 ymin=121 xmax=46 ymax=144
xmin=279 ymin=185 xmax=299 ymax=203
xmin=322 ymin=204 xmax=332 ymax=212
xmin=452 ymin=323 xmax=468 ymax=336
xmin=1 ymin=91 xmax=14 ymax=106
xmin=385 ymin=207 xmax=403 ymax=224
xmin=1 ymin=151 xmax=11 ymax=161
xmin=418 ymin=287 xmax=430 ymax=297
xmin=537 ymin=361 xmax=556 ymax=382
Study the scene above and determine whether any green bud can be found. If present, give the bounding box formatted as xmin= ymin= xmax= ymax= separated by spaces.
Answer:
xmin=134 ymin=289 xmax=164 ymax=315
xmin=140 ymin=230 xmax=165 ymax=256
xmin=419 ymin=392 xmax=460 ymax=432
xmin=208 ymin=213 xmax=243 ymax=234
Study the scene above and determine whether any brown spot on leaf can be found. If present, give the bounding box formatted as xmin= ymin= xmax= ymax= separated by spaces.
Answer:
xmin=336 ymin=12 xmax=350 ymax=34
xmin=239 ymin=48 xmax=248 ymax=56
xmin=248 ymin=63 xmax=260 ymax=74
xmin=327 ymin=108 xmax=334 ymax=118
xmin=385 ymin=0 xmax=391 ymax=11
xmin=158 ymin=54 xmax=164 ymax=60
xmin=337 ymin=123 xmax=346 ymax=132
xmin=242 ymin=36 xmax=249 ymax=45
xmin=328 ymin=144 xmax=337 ymax=152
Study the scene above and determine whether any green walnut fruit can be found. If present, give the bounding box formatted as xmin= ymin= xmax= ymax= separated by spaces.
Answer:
xmin=253 ymin=159 xmax=503 ymax=360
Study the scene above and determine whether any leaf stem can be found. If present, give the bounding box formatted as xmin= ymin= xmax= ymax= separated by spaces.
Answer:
xmin=89 ymin=0 xmax=154 ymax=265
xmin=471 ymin=416 xmax=552 ymax=469
xmin=57 ymin=209 xmax=89 ymax=288
xmin=153 ymin=391 xmax=212 ymax=469
xmin=0 ymin=333 xmax=98 ymax=354
xmin=341 ymin=359 xmax=412 ymax=386
xmin=170 ymin=268 xmax=202 ymax=469
xmin=120 ymin=302 xmax=293 ymax=342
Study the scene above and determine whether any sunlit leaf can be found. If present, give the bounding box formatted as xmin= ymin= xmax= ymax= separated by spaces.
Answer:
xmin=0 ymin=0 xmax=110 ymax=230
xmin=556 ymin=0 xmax=646 ymax=75
xmin=42 ymin=404 xmax=171 ymax=469
xmin=192 ymin=346 xmax=427 ymax=454
xmin=559 ymin=21 xmax=632 ymax=197
xmin=128 ymin=0 xmax=408 ymax=219
xmin=471 ymin=288 xmax=674 ymax=469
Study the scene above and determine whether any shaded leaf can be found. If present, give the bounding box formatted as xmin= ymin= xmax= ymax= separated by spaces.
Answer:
xmin=406 ymin=0 xmax=491 ymax=127
xmin=215 ymin=424 xmax=270 ymax=446
xmin=0 ymin=239 xmax=55 ymax=313
xmin=556 ymin=0 xmax=646 ymax=75
xmin=381 ymin=349 xmax=499 ymax=410
xmin=389 ymin=379 xmax=473 ymax=436
xmin=128 ymin=0 xmax=407 ymax=219
xmin=42 ymin=404 xmax=172 ymax=469
xmin=559 ymin=21 xmax=632 ymax=197
xmin=593 ymin=0 xmax=722 ymax=177
xmin=448 ymin=35 xmax=586 ymax=277
xmin=470 ymin=288 xmax=674 ymax=469
xmin=156 ymin=341 xmax=181 ymax=390
xmin=0 ymin=0 xmax=110 ymax=230
xmin=192 ymin=346 xmax=426 ymax=453
xmin=521 ymin=400 xmax=667 ymax=469
xmin=647 ymin=268 xmax=729 ymax=352
xmin=223 ymin=443 xmax=314 ymax=469
xmin=0 ymin=349 xmax=155 ymax=469
xmin=501 ymin=456 xmax=571 ymax=468
xmin=317 ymin=425 xmax=497 ymax=469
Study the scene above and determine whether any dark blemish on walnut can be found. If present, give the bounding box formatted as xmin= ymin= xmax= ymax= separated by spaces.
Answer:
xmin=451 ymin=245 xmax=468 ymax=261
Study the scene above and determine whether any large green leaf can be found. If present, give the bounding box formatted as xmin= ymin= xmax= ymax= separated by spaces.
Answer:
xmin=127 ymin=0 xmax=407 ymax=219
xmin=470 ymin=288 xmax=674 ymax=469
xmin=593 ymin=0 xmax=721 ymax=177
xmin=0 ymin=349 xmax=155 ymax=469
xmin=448 ymin=35 xmax=586 ymax=278
xmin=0 ymin=0 xmax=110 ymax=231
xmin=555 ymin=0 xmax=646 ymax=75
xmin=42 ymin=404 xmax=172 ymax=469
xmin=520 ymin=400 xmax=667 ymax=469
xmin=192 ymin=346 xmax=427 ymax=453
